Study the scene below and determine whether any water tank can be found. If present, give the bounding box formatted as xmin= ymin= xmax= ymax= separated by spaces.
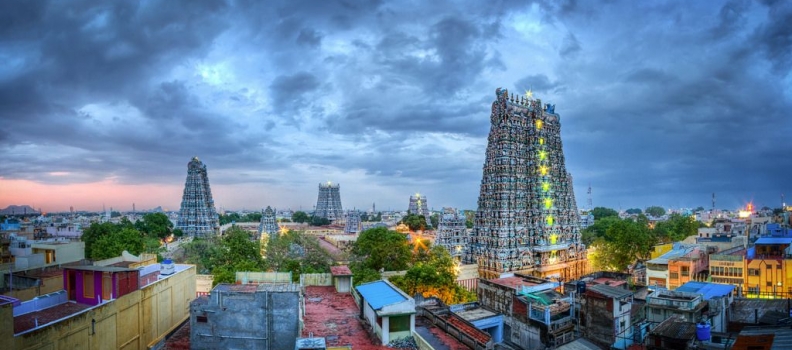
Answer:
xmin=577 ymin=281 xmax=586 ymax=294
xmin=696 ymin=322 xmax=711 ymax=341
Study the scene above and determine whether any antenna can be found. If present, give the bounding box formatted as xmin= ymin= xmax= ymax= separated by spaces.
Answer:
xmin=712 ymin=193 xmax=716 ymax=211
xmin=587 ymin=183 xmax=592 ymax=211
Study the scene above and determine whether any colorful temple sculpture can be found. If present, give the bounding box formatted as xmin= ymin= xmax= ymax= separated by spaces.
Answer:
xmin=463 ymin=88 xmax=586 ymax=280
xmin=258 ymin=206 xmax=279 ymax=240
xmin=176 ymin=157 xmax=219 ymax=237
xmin=435 ymin=207 xmax=468 ymax=261
xmin=344 ymin=210 xmax=362 ymax=234
xmin=315 ymin=182 xmax=343 ymax=222
xmin=408 ymin=193 xmax=432 ymax=228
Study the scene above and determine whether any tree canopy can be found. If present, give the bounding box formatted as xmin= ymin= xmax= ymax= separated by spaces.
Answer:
xmin=625 ymin=208 xmax=642 ymax=215
xmin=645 ymin=206 xmax=666 ymax=217
xmin=134 ymin=212 xmax=174 ymax=240
xmin=653 ymin=213 xmax=701 ymax=243
xmin=400 ymin=214 xmax=430 ymax=231
xmin=291 ymin=211 xmax=310 ymax=223
xmin=82 ymin=219 xmax=163 ymax=261
xmin=589 ymin=217 xmax=656 ymax=272
xmin=591 ymin=207 xmax=619 ymax=220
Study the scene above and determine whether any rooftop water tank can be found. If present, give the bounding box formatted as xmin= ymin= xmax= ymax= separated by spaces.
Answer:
xmin=696 ymin=322 xmax=711 ymax=341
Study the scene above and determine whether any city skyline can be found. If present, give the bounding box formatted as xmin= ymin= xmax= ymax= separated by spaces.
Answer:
xmin=1 ymin=1 xmax=790 ymax=213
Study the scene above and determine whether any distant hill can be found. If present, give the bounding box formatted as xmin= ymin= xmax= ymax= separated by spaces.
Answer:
xmin=0 ymin=205 xmax=40 ymax=215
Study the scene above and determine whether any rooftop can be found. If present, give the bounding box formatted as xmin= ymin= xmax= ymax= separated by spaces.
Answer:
xmin=737 ymin=326 xmax=792 ymax=350
xmin=302 ymin=286 xmax=386 ymax=349
xmin=587 ymin=284 xmax=633 ymax=299
xmin=454 ymin=307 xmax=498 ymax=322
xmin=731 ymin=299 xmax=791 ymax=324
xmin=650 ymin=316 xmax=696 ymax=340
xmin=330 ymin=265 xmax=352 ymax=276
xmin=591 ymin=277 xmax=627 ymax=288
xmin=356 ymin=280 xmax=408 ymax=310
xmin=755 ymin=237 xmax=792 ymax=245
xmin=14 ymin=300 xmax=92 ymax=334
xmin=647 ymin=245 xmax=697 ymax=265
xmin=676 ymin=281 xmax=734 ymax=300
xmin=487 ymin=276 xmax=540 ymax=290
xmin=213 ymin=283 xmax=301 ymax=293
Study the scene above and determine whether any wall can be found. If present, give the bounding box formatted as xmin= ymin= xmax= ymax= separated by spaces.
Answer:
xmin=191 ymin=287 xmax=301 ymax=350
xmin=301 ymin=273 xmax=332 ymax=286
xmin=8 ymin=265 xmax=196 ymax=350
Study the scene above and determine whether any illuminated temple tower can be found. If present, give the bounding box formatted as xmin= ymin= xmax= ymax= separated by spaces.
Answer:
xmin=435 ymin=208 xmax=468 ymax=260
xmin=463 ymin=88 xmax=586 ymax=280
xmin=176 ymin=157 xmax=219 ymax=237
xmin=315 ymin=182 xmax=343 ymax=222
xmin=408 ymin=193 xmax=432 ymax=228
xmin=258 ymin=206 xmax=279 ymax=239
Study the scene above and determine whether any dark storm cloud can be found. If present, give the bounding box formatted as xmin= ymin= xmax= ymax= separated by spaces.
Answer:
xmin=1 ymin=0 xmax=790 ymax=211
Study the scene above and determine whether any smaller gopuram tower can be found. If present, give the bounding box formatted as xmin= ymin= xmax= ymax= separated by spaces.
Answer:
xmin=315 ymin=182 xmax=343 ymax=222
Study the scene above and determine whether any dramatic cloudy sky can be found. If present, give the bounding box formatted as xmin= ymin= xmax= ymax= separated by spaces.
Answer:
xmin=1 ymin=0 xmax=790 ymax=213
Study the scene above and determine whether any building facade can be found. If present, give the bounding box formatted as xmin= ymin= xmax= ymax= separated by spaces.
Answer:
xmin=464 ymin=88 xmax=586 ymax=280
xmin=315 ymin=182 xmax=343 ymax=222
xmin=407 ymin=193 xmax=431 ymax=228
xmin=176 ymin=157 xmax=219 ymax=237
xmin=435 ymin=207 xmax=468 ymax=260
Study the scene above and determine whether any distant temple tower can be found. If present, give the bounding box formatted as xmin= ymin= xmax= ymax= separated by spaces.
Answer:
xmin=463 ymin=88 xmax=586 ymax=280
xmin=435 ymin=208 xmax=468 ymax=261
xmin=258 ymin=206 xmax=279 ymax=239
xmin=408 ymin=193 xmax=431 ymax=228
xmin=176 ymin=157 xmax=219 ymax=237
xmin=344 ymin=210 xmax=362 ymax=234
xmin=315 ymin=182 xmax=343 ymax=222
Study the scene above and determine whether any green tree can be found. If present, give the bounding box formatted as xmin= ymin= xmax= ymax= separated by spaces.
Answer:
xmin=82 ymin=222 xmax=118 ymax=259
xmin=430 ymin=213 xmax=439 ymax=229
xmin=581 ymin=216 xmax=621 ymax=245
xmin=591 ymin=207 xmax=619 ymax=220
xmin=310 ymin=216 xmax=331 ymax=226
xmin=351 ymin=227 xmax=411 ymax=272
xmin=625 ymin=208 xmax=642 ymax=215
xmin=244 ymin=212 xmax=263 ymax=223
xmin=90 ymin=227 xmax=145 ymax=260
xmin=135 ymin=212 xmax=174 ymax=240
xmin=182 ymin=238 xmax=220 ymax=273
xmin=653 ymin=213 xmax=699 ymax=243
xmin=389 ymin=245 xmax=476 ymax=304
xmin=218 ymin=212 xmax=241 ymax=225
xmin=645 ymin=206 xmax=666 ymax=217
xmin=694 ymin=206 xmax=705 ymax=212
xmin=590 ymin=218 xmax=656 ymax=272
xmin=400 ymin=214 xmax=428 ymax=231
xmin=292 ymin=211 xmax=310 ymax=223
xmin=264 ymin=230 xmax=332 ymax=279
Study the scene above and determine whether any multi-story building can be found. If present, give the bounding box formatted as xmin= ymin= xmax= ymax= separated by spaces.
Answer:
xmin=744 ymin=236 xmax=792 ymax=298
xmin=1 ymin=260 xmax=196 ymax=349
xmin=582 ymin=284 xmax=635 ymax=350
xmin=464 ymin=88 xmax=586 ymax=280
xmin=646 ymin=243 xmax=703 ymax=289
xmin=314 ymin=182 xmax=343 ymax=222
xmin=666 ymin=247 xmax=709 ymax=290
xmin=708 ymin=246 xmax=745 ymax=292
xmin=407 ymin=193 xmax=431 ymax=228
xmin=176 ymin=157 xmax=219 ymax=237
xmin=645 ymin=289 xmax=706 ymax=325
xmin=434 ymin=207 xmax=468 ymax=260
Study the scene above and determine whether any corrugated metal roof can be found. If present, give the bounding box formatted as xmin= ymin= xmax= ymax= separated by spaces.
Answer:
xmin=676 ymin=281 xmax=734 ymax=300
xmin=755 ymin=237 xmax=792 ymax=245
xmin=356 ymin=280 xmax=406 ymax=310
xmin=588 ymin=284 xmax=633 ymax=299
xmin=647 ymin=246 xmax=695 ymax=265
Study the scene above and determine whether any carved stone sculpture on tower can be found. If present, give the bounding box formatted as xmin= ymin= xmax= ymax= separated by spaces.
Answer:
xmin=176 ymin=157 xmax=219 ymax=237
xmin=463 ymin=88 xmax=586 ymax=280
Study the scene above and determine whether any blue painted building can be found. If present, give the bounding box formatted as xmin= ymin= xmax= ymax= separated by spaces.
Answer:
xmin=355 ymin=280 xmax=416 ymax=345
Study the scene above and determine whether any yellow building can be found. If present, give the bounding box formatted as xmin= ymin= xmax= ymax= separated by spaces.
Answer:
xmin=744 ymin=237 xmax=792 ymax=298
xmin=1 ymin=264 xmax=196 ymax=350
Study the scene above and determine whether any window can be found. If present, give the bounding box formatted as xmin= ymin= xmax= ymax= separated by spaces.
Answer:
xmin=653 ymin=308 xmax=661 ymax=315
xmin=767 ymin=281 xmax=773 ymax=287
xmin=670 ymin=273 xmax=679 ymax=279
xmin=196 ymin=315 xmax=207 ymax=323
xmin=681 ymin=267 xmax=690 ymax=277
xmin=748 ymin=269 xmax=760 ymax=276
xmin=766 ymin=264 xmax=773 ymax=269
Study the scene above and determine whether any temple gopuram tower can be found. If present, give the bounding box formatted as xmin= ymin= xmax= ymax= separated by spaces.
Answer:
xmin=176 ymin=157 xmax=219 ymax=237
xmin=408 ymin=193 xmax=432 ymax=228
xmin=435 ymin=208 xmax=468 ymax=261
xmin=463 ymin=88 xmax=586 ymax=280
xmin=344 ymin=210 xmax=362 ymax=234
xmin=315 ymin=182 xmax=343 ymax=222
xmin=258 ymin=206 xmax=279 ymax=240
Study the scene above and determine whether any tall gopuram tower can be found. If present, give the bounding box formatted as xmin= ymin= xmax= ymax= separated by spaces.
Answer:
xmin=408 ymin=193 xmax=432 ymax=228
xmin=463 ymin=88 xmax=586 ymax=281
xmin=435 ymin=207 xmax=468 ymax=261
xmin=315 ymin=182 xmax=343 ymax=222
xmin=176 ymin=157 xmax=219 ymax=237
xmin=258 ymin=206 xmax=279 ymax=240
xmin=344 ymin=210 xmax=362 ymax=234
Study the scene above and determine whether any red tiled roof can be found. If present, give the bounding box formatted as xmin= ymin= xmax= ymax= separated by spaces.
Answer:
xmin=489 ymin=276 xmax=538 ymax=290
xmin=445 ymin=314 xmax=491 ymax=344
xmin=14 ymin=302 xmax=92 ymax=334
xmin=330 ymin=265 xmax=352 ymax=276
xmin=302 ymin=286 xmax=387 ymax=349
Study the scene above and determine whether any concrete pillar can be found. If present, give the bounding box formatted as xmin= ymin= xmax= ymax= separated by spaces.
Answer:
xmin=382 ymin=316 xmax=390 ymax=344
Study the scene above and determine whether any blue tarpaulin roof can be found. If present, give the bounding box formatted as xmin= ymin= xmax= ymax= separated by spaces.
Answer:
xmin=356 ymin=280 xmax=407 ymax=310
xmin=754 ymin=237 xmax=792 ymax=245
xmin=677 ymin=281 xmax=735 ymax=300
